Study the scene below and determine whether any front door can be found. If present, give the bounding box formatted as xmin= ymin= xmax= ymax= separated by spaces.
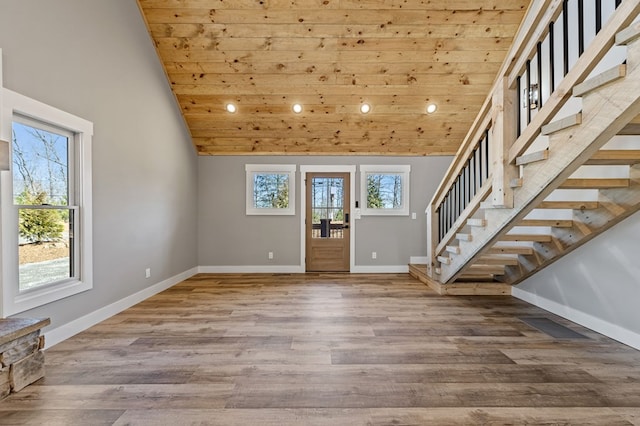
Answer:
xmin=305 ymin=173 xmax=350 ymax=272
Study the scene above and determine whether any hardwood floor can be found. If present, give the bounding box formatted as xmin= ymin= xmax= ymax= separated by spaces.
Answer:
xmin=1 ymin=273 xmax=640 ymax=425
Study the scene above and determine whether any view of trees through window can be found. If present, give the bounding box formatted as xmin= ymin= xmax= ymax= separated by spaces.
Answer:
xmin=12 ymin=120 xmax=73 ymax=291
xmin=311 ymin=177 xmax=344 ymax=224
xmin=310 ymin=176 xmax=345 ymax=239
xmin=366 ymin=172 xmax=403 ymax=209
xmin=252 ymin=173 xmax=290 ymax=209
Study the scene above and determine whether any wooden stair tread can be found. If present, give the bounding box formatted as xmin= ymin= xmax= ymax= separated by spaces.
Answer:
xmin=541 ymin=113 xmax=582 ymax=135
xmin=408 ymin=263 xmax=428 ymax=275
xmin=573 ymin=64 xmax=626 ymax=97
xmin=478 ymin=255 xmax=520 ymax=266
xmin=456 ymin=233 xmax=472 ymax=242
xmin=446 ymin=245 xmax=460 ymax=255
xmin=466 ymin=218 xmax=486 ymax=227
xmin=536 ymin=201 xmax=599 ymax=209
xmin=487 ymin=246 xmax=534 ymax=255
xmin=516 ymin=149 xmax=549 ymax=166
xmin=559 ymin=178 xmax=629 ymax=189
xmin=518 ymin=219 xmax=573 ymax=227
xmin=408 ymin=264 xmax=510 ymax=296
xmin=501 ymin=234 xmax=552 ymax=242
xmin=468 ymin=264 xmax=505 ymax=272
xmin=616 ymin=21 xmax=640 ymax=45
xmin=586 ymin=150 xmax=640 ymax=165
xmin=458 ymin=274 xmax=498 ymax=281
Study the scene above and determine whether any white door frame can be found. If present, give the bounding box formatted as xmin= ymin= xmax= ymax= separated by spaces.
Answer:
xmin=300 ymin=165 xmax=356 ymax=273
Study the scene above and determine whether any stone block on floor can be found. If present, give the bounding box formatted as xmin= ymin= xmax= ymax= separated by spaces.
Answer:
xmin=10 ymin=350 xmax=45 ymax=392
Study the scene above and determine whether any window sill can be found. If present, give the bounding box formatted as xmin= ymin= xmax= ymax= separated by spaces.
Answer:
xmin=6 ymin=279 xmax=92 ymax=316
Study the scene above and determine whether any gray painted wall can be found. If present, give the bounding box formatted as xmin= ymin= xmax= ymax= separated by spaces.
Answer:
xmin=0 ymin=0 xmax=198 ymax=328
xmin=198 ymin=156 xmax=452 ymax=268
xmin=515 ymin=211 xmax=640 ymax=337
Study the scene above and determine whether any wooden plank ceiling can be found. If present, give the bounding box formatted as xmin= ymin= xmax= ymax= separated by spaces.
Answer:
xmin=137 ymin=0 xmax=531 ymax=156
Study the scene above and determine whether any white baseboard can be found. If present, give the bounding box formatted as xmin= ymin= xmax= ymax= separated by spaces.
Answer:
xmin=44 ymin=267 xmax=198 ymax=348
xmin=409 ymin=256 xmax=428 ymax=264
xmin=512 ymin=287 xmax=640 ymax=351
xmin=200 ymin=265 xmax=409 ymax=274
xmin=351 ymin=265 xmax=409 ymax=273
xmin=198 ymin=265 xmax=305 ymax=274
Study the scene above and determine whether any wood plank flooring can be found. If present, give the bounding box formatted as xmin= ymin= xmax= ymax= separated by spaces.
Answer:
xmin=1 ymin=273 xmax=640 ymax=425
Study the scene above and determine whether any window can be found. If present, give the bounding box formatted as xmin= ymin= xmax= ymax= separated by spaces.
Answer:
xmin=13 ymin=117 xmax=76 ymax=292
xmin=1 ymin=88 xmax=93 ymax=316
xmin=245 ymin=164 xmax=296 ymax=215
xmin=359 ymin=165 xmax=411 ymax=216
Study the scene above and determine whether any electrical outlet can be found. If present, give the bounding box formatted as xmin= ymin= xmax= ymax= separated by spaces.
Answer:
xmin=412 ymin=212 xmax=417 ymax=219
xmin=268 ymin=252 xmax=274 ymax=260
xmin=145 ymin=268 xmax=151 ymax=279
xmin=372 ymin=252 xmax=377 ymax=259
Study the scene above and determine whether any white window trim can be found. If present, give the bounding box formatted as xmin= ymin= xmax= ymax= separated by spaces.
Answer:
xmin=359 ymin=164 xmax=411 ymax=216
xmin=245 ymin=164 xmax=296 ymax=215
xmin=0 ymin=87 xmax=93 ymax=317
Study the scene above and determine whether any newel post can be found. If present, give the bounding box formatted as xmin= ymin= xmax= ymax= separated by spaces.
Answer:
xmin=425 ymin=204 xmax=438 ymax=279
xmin=490 ymin=76 xmax=518 ymax=208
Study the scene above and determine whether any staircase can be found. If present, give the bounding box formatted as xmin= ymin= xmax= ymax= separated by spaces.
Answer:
xmin=412 ymin=8 xmax=640 ymax=295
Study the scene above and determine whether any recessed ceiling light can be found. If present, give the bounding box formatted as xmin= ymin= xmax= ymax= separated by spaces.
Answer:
xmin=426 ymin=103 xmax=437 ymax=114
xmin=225 ymin=103 xmax=237 ymax=113
xmin=360 ymin=103 xmax=371 ymax=114
xmin=292 ymin=103 xmax=303 ymax=114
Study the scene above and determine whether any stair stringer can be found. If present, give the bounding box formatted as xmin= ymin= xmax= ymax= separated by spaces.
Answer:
xmin=439 ymin=39 xmax=640 ymax=284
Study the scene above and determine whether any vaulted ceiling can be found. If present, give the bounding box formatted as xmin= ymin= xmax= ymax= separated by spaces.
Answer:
xmin=137 ymin=0 xmax=531 ymax=156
